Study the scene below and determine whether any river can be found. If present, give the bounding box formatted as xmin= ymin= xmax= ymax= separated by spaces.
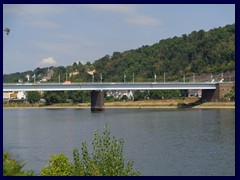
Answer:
xmin=3 ymin=108 xmax=235 ymax=176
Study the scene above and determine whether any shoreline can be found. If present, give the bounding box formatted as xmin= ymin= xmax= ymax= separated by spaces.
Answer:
xmin=3 ymin=105 xmax=235 ymax=109
xmin=3 ymin=100 xmax=235 ymax=109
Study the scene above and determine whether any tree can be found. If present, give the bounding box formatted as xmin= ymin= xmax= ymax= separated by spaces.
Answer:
xmin=41 ymin=125 xmax=140 ymax=176
xmin=43 ymin=91 xmax=67 ymax=105
xmin=3 ymin=152 xmax=34 ymax=176
xmin=27 ymin=91 xmax=41 ymax=103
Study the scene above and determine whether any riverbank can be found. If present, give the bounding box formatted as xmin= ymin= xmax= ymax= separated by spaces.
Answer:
xmin=3 ymin=99 xmax=235 ymax=109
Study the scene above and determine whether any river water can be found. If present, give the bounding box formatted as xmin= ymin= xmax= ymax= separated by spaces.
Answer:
xmin=3 ymin=108 xmax=235 ymax=176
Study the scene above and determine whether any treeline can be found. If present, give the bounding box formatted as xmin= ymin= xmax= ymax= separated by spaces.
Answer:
xmin=24 ymin=90 xmax=189 ymax=105
xmin=3 ymin=24 xmax=235 ymax=83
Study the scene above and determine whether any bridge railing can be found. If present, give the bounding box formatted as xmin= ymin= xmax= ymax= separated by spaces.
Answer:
xmin=3 ymin=81 xmax=234 ymax=86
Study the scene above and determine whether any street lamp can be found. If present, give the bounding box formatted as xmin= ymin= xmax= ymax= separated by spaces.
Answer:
xmin=133 ymin=73 xmax=135 ymax=83
xmin=193 ymin=73 xmax=195 ymax=83
xmin=124 ymin=74 xmax=126 ymax=83
xmin=154 ymin=73 xmax=157 ymax=83
xmin=164 ymin=72 xmax=166 ymax=83
xmin=100 ymin=73 xmax=103 ymax=83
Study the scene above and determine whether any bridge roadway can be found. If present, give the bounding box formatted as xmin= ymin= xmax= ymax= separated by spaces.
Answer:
xmin=3 ymin=82 xmax=217 ymax=92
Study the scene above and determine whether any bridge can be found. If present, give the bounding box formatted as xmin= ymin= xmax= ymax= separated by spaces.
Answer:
xmin=3 ymin=82 xmax=234 ymax=111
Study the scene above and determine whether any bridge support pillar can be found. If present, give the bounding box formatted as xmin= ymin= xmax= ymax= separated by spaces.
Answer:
xmin=201 ymin=83 xmax=233 ymax=102
xmin=91 ymin=90 xmax=104 ymax=111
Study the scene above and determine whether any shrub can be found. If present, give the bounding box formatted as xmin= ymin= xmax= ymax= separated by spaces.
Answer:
xmin=40 ymin=154 xmax=73 ymax=176
xmin=41 ymin=125 xmax=140 ymax=176
xmin=3 ymin=152 xmax=34 ymax=176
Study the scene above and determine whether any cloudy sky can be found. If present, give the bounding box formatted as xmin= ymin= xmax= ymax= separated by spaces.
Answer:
xmin=3 ymin=4 xmax=235 ymax=74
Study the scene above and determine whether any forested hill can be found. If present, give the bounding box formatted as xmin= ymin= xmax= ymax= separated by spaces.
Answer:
xmin=4 ymin=24 xmax=235 ymax=83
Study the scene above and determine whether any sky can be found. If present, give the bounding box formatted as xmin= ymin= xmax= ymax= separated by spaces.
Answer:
xmin=3 ymin=4 xmax=235 ymax=74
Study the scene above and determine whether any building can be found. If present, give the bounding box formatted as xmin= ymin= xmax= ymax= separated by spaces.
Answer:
xmin=188 ymin=89 xmax=202 ymax=98
xmin=69 ymin=70 xmax=79 ymax=77
xmin=106 ymin=90 xmax=134 ymax=100
xmin=41 ymin=69 xmax=54 ymax=82
xmin=3 ymin=91 xmax=27 ymax=101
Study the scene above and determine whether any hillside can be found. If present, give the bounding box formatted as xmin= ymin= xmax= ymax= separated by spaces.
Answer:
xmin=3 ymin=24 xmax=235 ymax=83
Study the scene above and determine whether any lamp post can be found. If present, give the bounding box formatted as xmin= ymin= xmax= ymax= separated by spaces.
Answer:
xmin=193 ymin=73 xmax=195 ymax=83
xmin=164 ymin=72 xmax=166 ymax=83
xmin=133 ymin=73 xmax=135 ymax=83
xmin=59 ymin=74 xmax=60 ymax=84
xmin=124 ymin=74 xmax=126 ymax=83
xmin=154 ymin=74 xmax=157 ymax=83
xmin=100 ymin=73 xmax=103 ymax=83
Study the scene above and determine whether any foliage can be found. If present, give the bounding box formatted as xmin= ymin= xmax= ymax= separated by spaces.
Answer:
xmin=224 ymin=84 xmax=235 ymax=101
xmin=121 ymin=95 xmax=129 ymax=101
xmin=3 ymin=152 xmax=34 ymax=176
xmin=43 ymin=91 xmax=67 ymax=105
xmin=27 ymin=91 xmax=41 ymax=103
xmin=40 ymin=125 xmax=140 ymax=176
xmin=40 ymin=154 xmax=73 ymax=176
xmin=67 ymin=91 xmax=90 ymax=103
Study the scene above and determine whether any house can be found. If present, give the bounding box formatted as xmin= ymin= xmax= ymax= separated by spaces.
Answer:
xmin=3 ymin=91 xmax=27 ymax=101
xmin=69 ymin=70 xmax=79 ymax=77
xmin=17 ymin=91 xmax=26 ymax=100
xmin=41 ymin=69 xmax=54 ymax=82
xmin=106 ymin=90 xmax=134 ymax=100
xmin=188 ymin=89 xmax=202 ymax=98
xmin=3 ymin=92 xmax=11 ymax=101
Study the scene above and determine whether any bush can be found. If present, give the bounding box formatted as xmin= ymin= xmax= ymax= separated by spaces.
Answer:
xmin=41 ymin=154 xmax=73 ymax=176
xmin=3 ymin=152 xmax=34 ymax=176
xmin=41 ymin=125 xmax=140 ymax=176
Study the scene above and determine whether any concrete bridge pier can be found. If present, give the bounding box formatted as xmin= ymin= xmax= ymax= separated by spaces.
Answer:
xmin=91 ymin=90 xmax=104 ymax=111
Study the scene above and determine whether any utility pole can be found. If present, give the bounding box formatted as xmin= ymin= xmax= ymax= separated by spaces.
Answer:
xmin=164 ymin=72 xmax=166 ymax=83
xmin=133 ymin=73 xmax=135 ymax=83
xmin=183 ymin=75 xmax=185 ymax=83
xmin=124 ymin=73 xmax=126 ymax=83
xmin=59 ymin=74 xmax=60 ymax=84
xmin=100 ymin=73 xmax=102 ymax=83
xmin=154 ymin=73 xmax=157 ymax=83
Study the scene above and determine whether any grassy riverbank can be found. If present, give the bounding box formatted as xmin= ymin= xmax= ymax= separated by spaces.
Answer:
xmin=3 ymin=99 xmax=235 ymax=109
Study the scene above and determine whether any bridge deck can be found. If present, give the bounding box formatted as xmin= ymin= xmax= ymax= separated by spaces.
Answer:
xmin=3 ymin=82 xmax=218 ymax=91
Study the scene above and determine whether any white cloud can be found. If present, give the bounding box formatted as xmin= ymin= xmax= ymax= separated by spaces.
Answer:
xmin=125 ymin=15 xmax=160 ymax=26
xmin=39 ymin=57 xmax=57 ymax=65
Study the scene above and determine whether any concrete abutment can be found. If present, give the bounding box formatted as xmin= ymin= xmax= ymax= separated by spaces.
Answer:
xmin=201 ymin=83 xmax=234 ymax=102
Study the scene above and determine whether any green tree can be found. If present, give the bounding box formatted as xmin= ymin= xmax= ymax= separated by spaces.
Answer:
xmin=3 ymin=152 xmax=34 ymax=176
xmin=27 ymin=91 xmax=41 ymax=103
xmin=43 ymin=91 xmax=67 ymax=105
xmin=41 ymin=125 xmax=140 ymax=176
xmin=41 ymin=154 xmax=73 ymax=176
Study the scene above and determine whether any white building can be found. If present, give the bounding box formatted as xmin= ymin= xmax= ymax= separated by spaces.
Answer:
xmin=17 ymin=91 xmax=26 ymax=100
